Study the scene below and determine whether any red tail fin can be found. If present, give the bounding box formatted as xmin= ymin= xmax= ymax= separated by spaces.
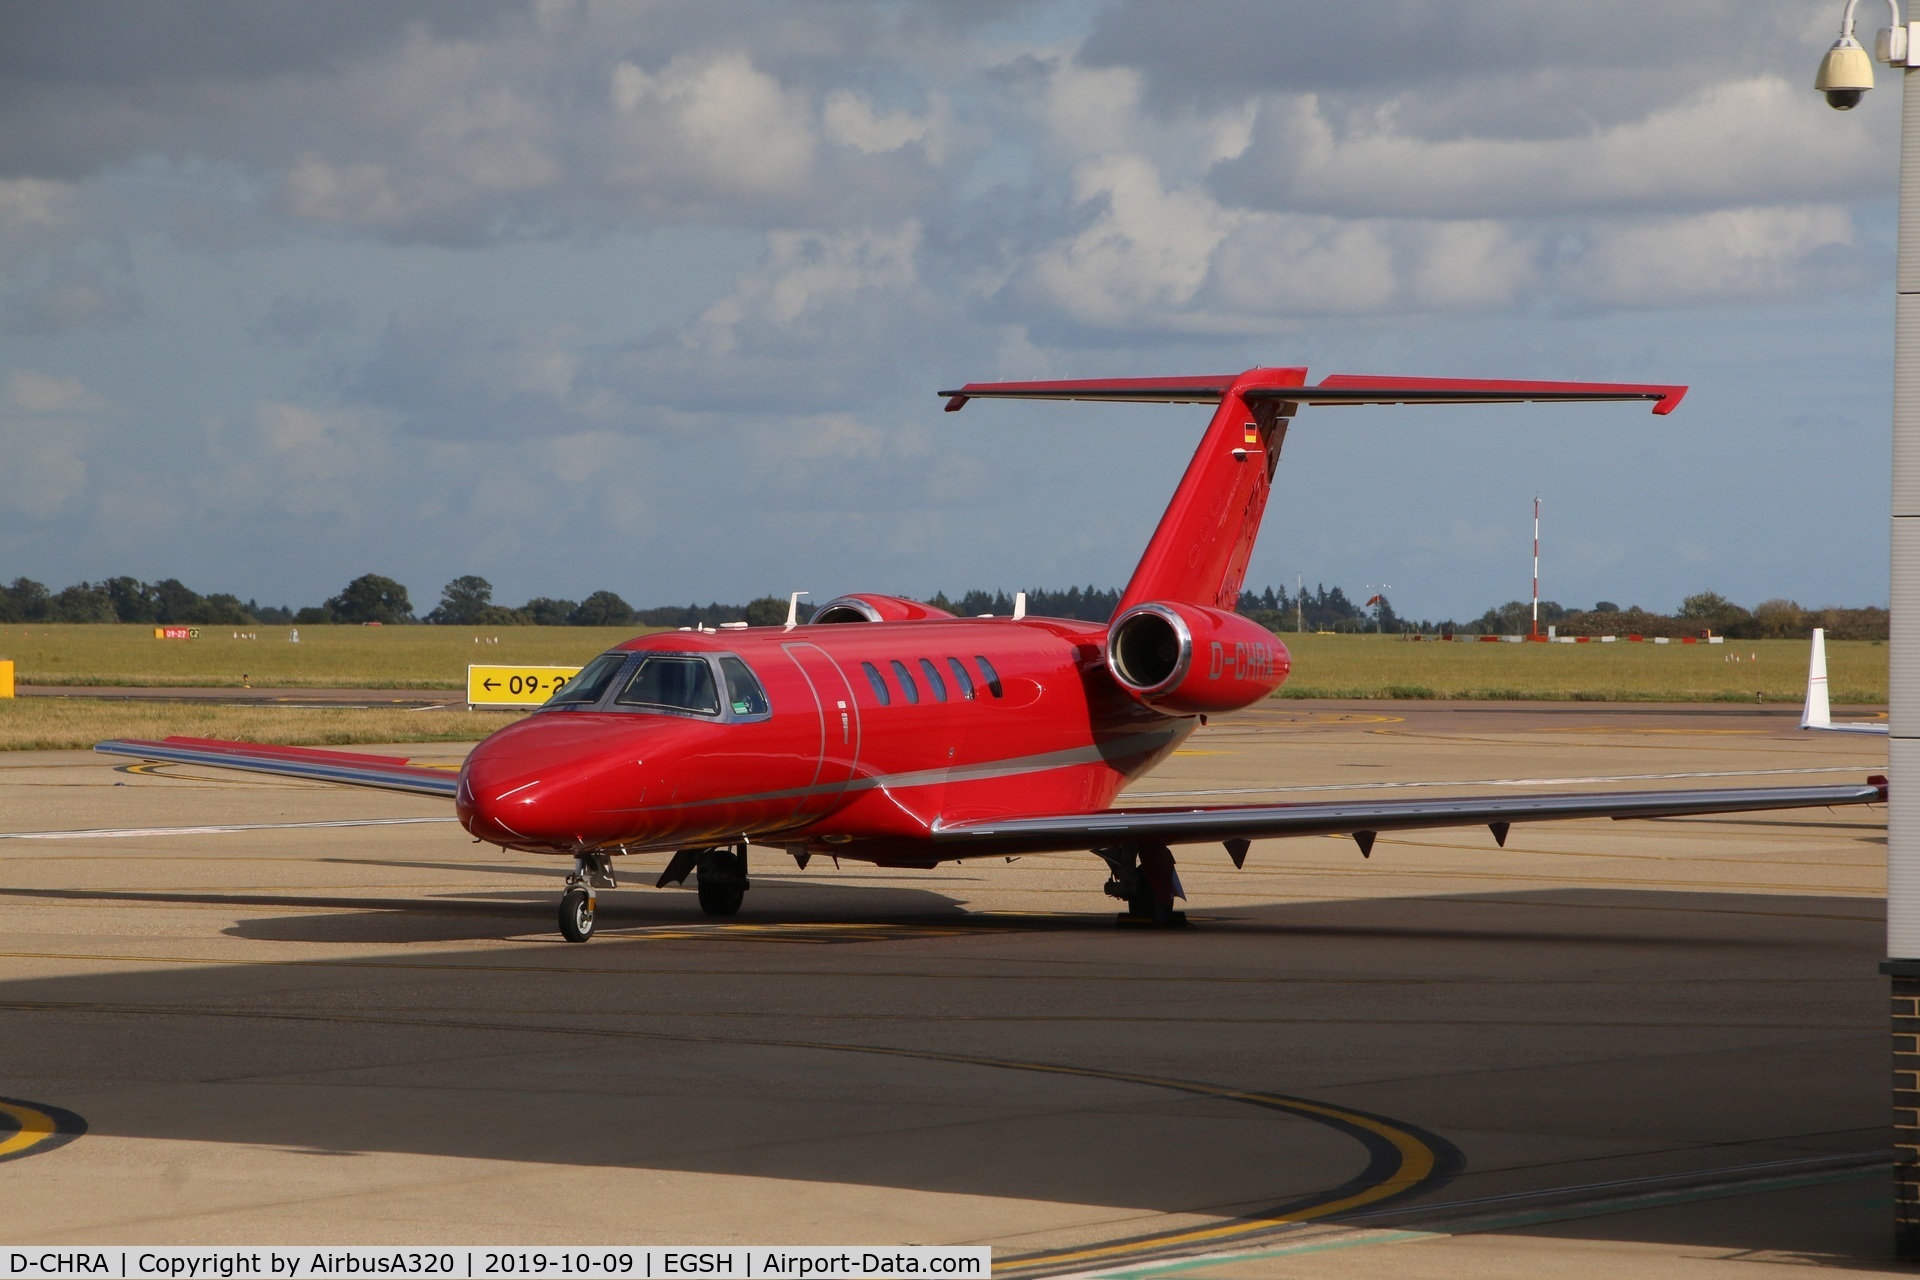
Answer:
xmin=1116 ymin=368 xmax=1306 ymax=612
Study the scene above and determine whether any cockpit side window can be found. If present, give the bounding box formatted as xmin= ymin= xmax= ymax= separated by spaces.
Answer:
xmin=615 ymin=655 xmax=722 ymax=716
xmin=543 ymin=652 xmax=628 ymax=708
xmin=719 ymin=655 xmax=772 ymax=718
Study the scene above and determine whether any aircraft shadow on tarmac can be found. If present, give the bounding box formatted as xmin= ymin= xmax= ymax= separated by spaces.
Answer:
xmin=0 ymin=875 xmax=1865 ymax=949
xmin=228 ymin=880 xmax=987 ymax=945
xmin=0 ymin=885 xmax=1893 ymax=1262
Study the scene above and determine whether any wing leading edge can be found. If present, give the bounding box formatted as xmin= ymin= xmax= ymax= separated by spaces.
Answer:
xmin=930 ymin=779 xmax=1887 ymax=857
xmin=95 ymin=737 xmax=461 ymax=798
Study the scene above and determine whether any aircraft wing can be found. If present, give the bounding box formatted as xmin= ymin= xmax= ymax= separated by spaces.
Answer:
xmin=930 ymin=778 xmax=1886 ymax=858
xmin=94 ymin=736 xmax=461 ymax=798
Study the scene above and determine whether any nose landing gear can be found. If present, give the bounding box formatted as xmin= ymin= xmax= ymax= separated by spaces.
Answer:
xmin=558 ymin=850 xmax=617 ymax=943
xmin=558 ymin=886 xmax=596 ymax=942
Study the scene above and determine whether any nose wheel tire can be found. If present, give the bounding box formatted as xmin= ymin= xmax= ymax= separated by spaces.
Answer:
xmin=558 ymin=887 xmax=597 ymax=942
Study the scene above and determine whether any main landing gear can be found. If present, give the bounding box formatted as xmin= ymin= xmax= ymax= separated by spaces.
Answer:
xmin=652 ymin=840 xmax=754 ymax=919
xmin=1098 ymin=844 xmax=1188 ymax=928
xmin=558 ymin=850 xmax=617 ymax=943
xmin=695 ymin=844 xmax=750 ymax=917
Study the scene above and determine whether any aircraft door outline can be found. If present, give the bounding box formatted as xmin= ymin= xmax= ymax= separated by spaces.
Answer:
xmin=781 ymin=641 xmax=864 ymax=823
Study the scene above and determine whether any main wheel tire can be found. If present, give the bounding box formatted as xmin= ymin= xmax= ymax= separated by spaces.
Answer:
xmin=695 ymin=849 xmax=747 ymax=917
xmin=697 ymin=876 xmax=745 ymax=917
xmin=558 ymin=887 xmax=596 ymax=942
xmin=1119 ymin=885 xmax=1184 ymax=928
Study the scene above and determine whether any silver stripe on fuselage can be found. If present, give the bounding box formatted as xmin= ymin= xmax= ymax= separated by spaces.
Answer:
xmin=586 ymin=722 xmax=1194 ymax=821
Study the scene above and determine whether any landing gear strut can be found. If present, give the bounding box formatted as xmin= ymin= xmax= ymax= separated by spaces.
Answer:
xmin=1098 ymin=844 xmax=1187 ymax=928
xmin=696 ymin=842 xmax=750 ymax=917
xmin=558 ymin=850 xmax=617 ymax=943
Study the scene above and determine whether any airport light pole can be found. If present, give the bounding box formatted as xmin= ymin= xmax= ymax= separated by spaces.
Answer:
xmin=1532 ymin=496 xmax=1541 ymax=638
xmin=1816 ymin=0 xmax=1920 ymax=1256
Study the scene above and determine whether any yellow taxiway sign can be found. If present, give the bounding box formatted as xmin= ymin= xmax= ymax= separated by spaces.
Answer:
xmin=466 ymin=664 xmax=581 ymax=707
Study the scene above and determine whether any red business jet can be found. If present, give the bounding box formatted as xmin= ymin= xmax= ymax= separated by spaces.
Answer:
xmin=98 ymin=367 xmax=1885 ymax=940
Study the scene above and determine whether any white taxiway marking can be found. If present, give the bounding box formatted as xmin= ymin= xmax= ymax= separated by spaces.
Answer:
xmin=0 ymin=817 xmax=459 ymax=841
xmin=1127 ymin=765 xmax=1874 ymax=800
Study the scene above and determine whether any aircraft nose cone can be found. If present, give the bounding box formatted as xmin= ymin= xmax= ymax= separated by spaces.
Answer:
xmin=457 ymin=715 xmax=613 ymax=849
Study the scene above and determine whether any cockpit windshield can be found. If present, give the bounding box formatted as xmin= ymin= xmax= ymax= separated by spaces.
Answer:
xmin=542 ymin=652 xmax=627 ymax=708
xmin=616 ymin=655 xmax=722 ymax=716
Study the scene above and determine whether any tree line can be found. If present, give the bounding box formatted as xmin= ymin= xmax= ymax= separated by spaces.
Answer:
xmin=0 ymin=573 xmax=813 ymax=629
xmin=1469 ymin=592 xmax=1889 ymax=641
xmin=0 ymin=572 xmax=1890 ymax=640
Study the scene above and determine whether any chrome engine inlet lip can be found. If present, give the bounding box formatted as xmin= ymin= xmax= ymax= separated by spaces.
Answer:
xmin=1107 ymin=602 xmax=1193 ymax=695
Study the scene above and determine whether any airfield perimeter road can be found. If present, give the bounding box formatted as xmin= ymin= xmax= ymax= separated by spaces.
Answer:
xmin=0 ymin=701 xmax=1900 ymax=1277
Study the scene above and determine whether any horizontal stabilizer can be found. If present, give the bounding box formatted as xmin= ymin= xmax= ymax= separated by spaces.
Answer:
xmin=95 ymin=737 xmax=461 ymax=797
xmin=942 ymin=376 xmax=1243 ymax=411
xmin=942 ymin=373 xmax=1685 ymax=415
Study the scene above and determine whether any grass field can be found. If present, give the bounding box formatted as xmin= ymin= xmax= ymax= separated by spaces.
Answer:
xmin=0 ymin=700 xmax=525 ymax=752
xmin=0 ymin=623 xmax=1887 ymax=713
xmin=0 ymin=623 xmax=645 ymax=689
xmin=1274 ymin=633 xmax=1885 ymax=703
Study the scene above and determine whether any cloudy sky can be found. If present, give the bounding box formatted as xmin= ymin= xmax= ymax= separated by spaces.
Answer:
xmin=0 ymin=0 xmax=1899 ymax=621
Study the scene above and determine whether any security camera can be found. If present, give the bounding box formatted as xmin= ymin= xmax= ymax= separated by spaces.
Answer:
xmin=1816 ymin=37 xmax=1875 ymax=109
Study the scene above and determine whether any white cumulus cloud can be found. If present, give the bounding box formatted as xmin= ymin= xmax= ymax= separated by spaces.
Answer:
xmin=1558 ymin=205 xmax=1861 ymax=308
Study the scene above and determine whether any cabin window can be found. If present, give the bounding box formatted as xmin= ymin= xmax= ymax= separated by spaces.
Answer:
xmin=889 ymin=658 xmax=920 ymax=704
xmin=861 ymin=661 xmax=891 ymax=706
xmin=918 ymin=657 xmax=948 ymax=702
xmin=946 ymin=656 xmax=976 ymax=699
xmin=615 ymin=654 xmax=722 ymax=716
xmin=719 ymin=655 xmax=771 ymax=718
xmin=543 ymin=652 xmax=627 ymax=708
xmin=974 ymin=655 xmax=1003 ymax=698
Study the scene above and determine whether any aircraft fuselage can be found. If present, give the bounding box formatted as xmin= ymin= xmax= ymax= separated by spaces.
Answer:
xmin=455 ymin=617 xmax=1211 ymax=864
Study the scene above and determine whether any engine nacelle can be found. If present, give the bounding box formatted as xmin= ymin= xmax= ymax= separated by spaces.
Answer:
xmin=811 ymin=594 xmax=956 ymax=624
xmin=1106 ymin=601 xmax=1289 ymax=715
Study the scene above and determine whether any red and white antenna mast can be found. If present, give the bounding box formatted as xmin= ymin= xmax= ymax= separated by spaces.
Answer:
xmin=1531 ymin=495 xmax=1541 ymax=638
